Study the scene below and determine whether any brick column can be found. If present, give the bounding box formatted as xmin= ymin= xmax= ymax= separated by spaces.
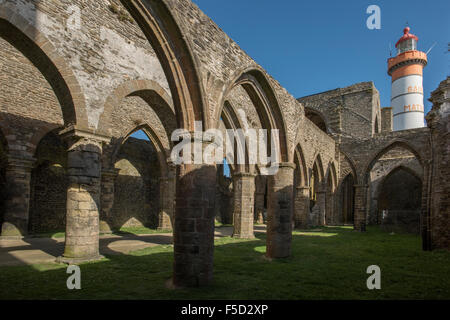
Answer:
xmin=0 ymin=155 xmax=35 ymax=238
xmin=232 ymin=172 xmax=256 ymax=239
xmin=57 ymin=127 xmax=110 ymax=264
xmin=266 ymin=163 xmax=295 ymax=259
xmin=354 ymin=184 xmax=368 ymax=232
xmin=294 ymin=186 xmax=309 ymax=229
xmin=173 ymin=144 xmax=217 ymax=287
xmin=158 ymin=167 xmax=176 ymax=231
xmin=99 ymin=168 xmax=119 ymax=234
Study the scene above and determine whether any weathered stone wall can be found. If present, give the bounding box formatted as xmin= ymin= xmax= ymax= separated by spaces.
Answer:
xmin=29 ymin=131 xmax=68 ymax=233
xmin=1 ymin=0 xmax=169 ymax=130
xmin=381 ymin=107 xmax=393 ymax=133
xmin=298 ymin=82 xmax=381 ymax=139
xmin=368 ymin=147 xmax=422 ymax=225
xmin=111 ymin=137 xmax=160 ymax=229
xmin=0 ymin=33 xmax=63 ymax=157
xmin=427 ymin=77 xmax=450 ymax=250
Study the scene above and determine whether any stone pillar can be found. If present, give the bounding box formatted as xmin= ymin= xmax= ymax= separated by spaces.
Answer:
xmin=158 ymin=166 xmax=176 ymax=231
xmin=316 ymin=187 xmax=326 ymax=226
xmin=99 ymin=168 xmax=119 ymax=234
xmin=266 ymin=163 xmax=295 ymax=259
xmin=354 ymin=184 xmax=368 ymax=232
xmin=294 ymin=186 xmax=309 ymax=229
xmin=172 ymin=139 xmax=217 ymax=287
xmin=0 ymin=155 xmax=35 ymax=238
xmin=57 ymin=127 xmax=110 ymax=264
xmin=232 ymin=172 xmax=256 ymax=239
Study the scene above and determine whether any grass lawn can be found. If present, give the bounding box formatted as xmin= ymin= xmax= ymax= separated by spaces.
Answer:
xmin=0 ymin=226 xmax=449 ymax=299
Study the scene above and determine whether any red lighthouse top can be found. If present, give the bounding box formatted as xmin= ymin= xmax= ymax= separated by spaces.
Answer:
xmin=395 ymin=27 xmax=419 ymax=48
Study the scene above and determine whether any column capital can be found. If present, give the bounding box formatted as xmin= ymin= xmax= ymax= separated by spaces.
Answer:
xmin=59 ymin=125 xmax=111 ymax=149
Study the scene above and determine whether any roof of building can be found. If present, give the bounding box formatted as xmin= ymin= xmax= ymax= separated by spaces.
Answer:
xmin=395 ymin=27 xmax=419 ymax=48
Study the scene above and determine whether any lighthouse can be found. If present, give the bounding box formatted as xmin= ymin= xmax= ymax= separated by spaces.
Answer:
xmin=388 ymin=27 xmax=427 ymax=131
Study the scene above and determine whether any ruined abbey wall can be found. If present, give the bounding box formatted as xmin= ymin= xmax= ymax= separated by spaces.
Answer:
xmin=0 ymin=0 xmax=448 ymax=287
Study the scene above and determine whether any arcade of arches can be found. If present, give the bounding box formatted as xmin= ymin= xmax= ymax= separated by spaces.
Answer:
xmin=0 ymin=0 xmax=448 ymax=288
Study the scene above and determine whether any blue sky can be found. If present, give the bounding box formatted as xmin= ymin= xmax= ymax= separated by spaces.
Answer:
xmin=191 ymin=0 xmax=449 ymax=113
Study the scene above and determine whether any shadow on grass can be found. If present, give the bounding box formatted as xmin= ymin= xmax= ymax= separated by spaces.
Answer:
xmin=0 ymin=226 xmax=449 ymax=300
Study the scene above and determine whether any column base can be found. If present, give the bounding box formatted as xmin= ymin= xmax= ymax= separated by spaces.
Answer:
xmin=56 ymin=254 xmax=105 ymax=265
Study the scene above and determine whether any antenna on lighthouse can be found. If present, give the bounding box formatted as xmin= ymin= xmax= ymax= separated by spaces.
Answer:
xmin=426 ymin=42 xmax=437 ymax=55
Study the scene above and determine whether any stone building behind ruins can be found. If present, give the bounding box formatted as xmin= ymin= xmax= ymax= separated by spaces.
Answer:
xmin=0 ymin=0 xmax=448 ymax=287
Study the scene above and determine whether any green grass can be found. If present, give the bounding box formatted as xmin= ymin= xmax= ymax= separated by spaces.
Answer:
xmin=0 ymin=226 xmax=449 ymax=299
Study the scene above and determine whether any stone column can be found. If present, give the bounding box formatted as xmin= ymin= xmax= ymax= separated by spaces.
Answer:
xmin=0 ymin=155 xmax=35 ymax=238
xmin=99 ymin=168 xmax=119 ymax=234
xmin=266 ymin=163 xmax=295 ymax=259
xmin=232 ymin=172 xmax=256 ymax=239
xmin=158 ymin=166 xmax=176 ymax=231
xmin=354 ymin=184 xmax=368 ymax=232
xmin=172 ymin=140 xmax=217 ymax=287
xmin=57 ymin=127 xmax=110 ymax=264
xmin=294 ymin=186 xmax=309 ymax=229
xmin=316 ymin=187 xmax=326 ymax=226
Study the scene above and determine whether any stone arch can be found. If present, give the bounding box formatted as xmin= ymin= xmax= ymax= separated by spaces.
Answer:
xmin=325 ymin=161 xmax=338 ymax=225
xmin=304 ymin=106 xmax=327 ymax=133
xmin=99 ymin=79 xmax=175 ymax=139
xmin=340 ymin=151 xmax=358 ymax=182
xmin=218 ymin=67 xmax=289 ymax=163
xmin=111 ymin=124 xmax=169 ymax=178
xmin=0 ymin=7 xmax=88 ymax=128
xmin=311 ymin=153 xmax=325 ymax=182
xmin=309 ymin=153 xmax=326 ymax=225
xmin=326 ymin=161 xmax=338 ymax=192
xmin=121 ymin=0 xmax=207 ymax=130
xmin=293 ymin=143 xmax=308 ymax=187
xmin=363 ymin=139 xmax=424 ymax=185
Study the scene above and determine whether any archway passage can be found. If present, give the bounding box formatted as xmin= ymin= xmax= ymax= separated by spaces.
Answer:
xmin=340 ymin=174 xmax=355 ymax=225
xmin=215 ymin=159 xmax=233 ymax=225
xmin=111 ymin=130 xmax=160 ymax=230
xmin=378 ymin=167 xmax=422 ymax=233
xmin=309 ymin=157 xmax=325 ymax=226
xmin=29 ymin=130 xmax=68 ymax=234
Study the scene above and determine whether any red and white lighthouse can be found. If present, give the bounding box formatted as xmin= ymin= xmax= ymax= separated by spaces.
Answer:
xmin=388 ymin=27 xmax=427 ymax=131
